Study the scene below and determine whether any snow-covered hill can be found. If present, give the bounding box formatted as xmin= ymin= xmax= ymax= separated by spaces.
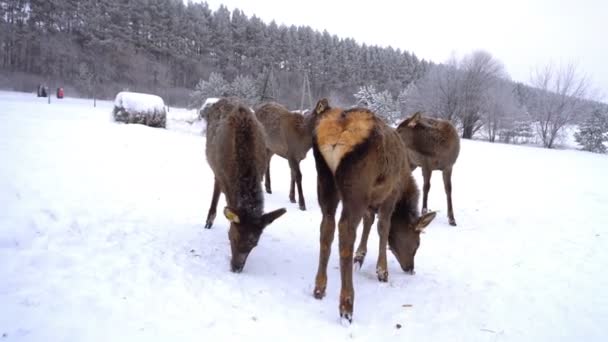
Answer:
xmin=1 ymin=91 xmax=607 ymax=341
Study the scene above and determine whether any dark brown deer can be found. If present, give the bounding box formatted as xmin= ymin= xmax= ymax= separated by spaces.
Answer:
xmin=397 ymin=112 xmax=460 ymax=226
xmin=311 ymin=99 xmax=436 ymax=324
xmin=203 ymin=97 xmax=287 ymax=273
xmin=254 ymin=102 xmax=319 ymax=211
xmin=353 ymin=173 xmax=435 ymax=274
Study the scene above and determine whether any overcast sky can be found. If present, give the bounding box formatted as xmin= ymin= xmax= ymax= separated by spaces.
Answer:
xmin=199 ymin=0 xmax=608 ymax=98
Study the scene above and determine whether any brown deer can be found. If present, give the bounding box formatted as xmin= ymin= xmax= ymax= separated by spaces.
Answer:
xmin=203 ymin=97 xmax=287 ymax=273
xmin=353 ymin=173 xmax=434 ymax=274
xmin=254 ymin=102 xmax=319 ymax=211
xmin=397 ymin=112 xmax=460 ymax=226
xmin=311 ymin=99 xmax=436 ymax=324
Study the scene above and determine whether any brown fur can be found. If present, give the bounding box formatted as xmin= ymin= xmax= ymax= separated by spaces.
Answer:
xmin=397 ymin=112 xmax=461 ymax=226
xmin=255 ymin=102 xmax=320 ymax=210
xmin=311 ymin=99 xmax=436 ymax=323
xmin=203 ymin=97 xmax=286 ymax=273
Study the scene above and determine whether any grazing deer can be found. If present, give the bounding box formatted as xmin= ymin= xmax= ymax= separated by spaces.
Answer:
xmin=353 ymin=173 xmax=435 ymax=274
xmin=311 ymin=99 xmax=436 ymax=324
xmin=397 ymin=112 xmax=460 ymax=226
xmin=254 ymin=102 xmax=319 ymax=211
xmin=203 ymin=97 xmax=286 ymax=273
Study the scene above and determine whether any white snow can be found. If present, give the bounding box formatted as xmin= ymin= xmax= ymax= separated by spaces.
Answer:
xmin=114 ymin=91 xmax=166 ymax=112
xmin=1 ymin=90 xmax=607 ymax=341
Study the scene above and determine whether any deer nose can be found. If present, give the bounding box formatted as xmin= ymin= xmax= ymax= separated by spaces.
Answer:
xmin=231 ymin=262 xmax=244 ymax=273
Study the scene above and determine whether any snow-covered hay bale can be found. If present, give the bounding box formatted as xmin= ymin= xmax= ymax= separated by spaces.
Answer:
xmin=113 ymin=91 xmax=167 ymax=128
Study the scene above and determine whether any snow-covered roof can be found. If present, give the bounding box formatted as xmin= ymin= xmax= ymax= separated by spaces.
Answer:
xmin=114 ymin=91 xmax=165 ymax=112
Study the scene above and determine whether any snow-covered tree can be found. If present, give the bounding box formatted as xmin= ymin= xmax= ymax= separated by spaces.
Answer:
xmin=354 ymin=85 xmax=402 ymax=125
xmin=354 ymin=84 xmax=377 ymax=107
xmin=370 ymin=90 xmax=402 ymax=125
xmin=189 ymin=72 xmax=230 ymax=109
xmin=574 ymin=109 xmax=608 ymax=153
xmin=229 ymin=75 xmax=258 ymax=106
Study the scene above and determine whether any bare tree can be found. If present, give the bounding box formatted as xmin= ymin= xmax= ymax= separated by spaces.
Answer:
xmin=458 ymin=50 xmax=507 ymax=139
xmin=528 ymin=63 xmax=592 ymax=148
xmin=404 ymin=51 xmax=506 ymax=140
xmin=483 ymin=81 xmax=522 ymax=142
xmin=404 ymin=56 xmax=461 ymax=122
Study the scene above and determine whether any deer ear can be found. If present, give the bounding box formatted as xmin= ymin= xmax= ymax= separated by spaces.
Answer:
xmin=261 ymin=208 xmax=287 ymax=227
xmin=407 ymin=112 xmax=422 ymax=128
xmin=415 ymin=211 xmax=436 ymax=232
xmin=314 ymin=98 xmax=330 ymax=114
xmin=224 ymin=207 xmax=240 ymax=224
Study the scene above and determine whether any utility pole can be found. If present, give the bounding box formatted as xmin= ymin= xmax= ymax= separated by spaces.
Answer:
xmin=300 ymin=72 xmax=313 ymax=113
xmin=259 ymin=66 xmax=278 ymax=102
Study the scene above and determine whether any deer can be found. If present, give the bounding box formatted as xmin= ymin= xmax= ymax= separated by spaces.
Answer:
xmin=254 ymin=102 xmax=319 ymax=211
xmin=396 ymin=112 xmax=460 ymax=226
xmin=310 ymin=99 xmax=436 ymax=324
xmin=203 ymin=97 xmax=287 ymax=273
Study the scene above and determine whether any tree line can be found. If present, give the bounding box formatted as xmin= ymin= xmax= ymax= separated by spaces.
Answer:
xmin=0 ymin=0 xmax=430 ymax=106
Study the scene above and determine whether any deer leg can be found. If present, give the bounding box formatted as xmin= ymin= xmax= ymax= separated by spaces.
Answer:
xmin=375 ymin=198 xmax=397 ymax=282
xmin=354 ymin=210 xmax=375 ymax=268
xmin=264 ymin=152 xmax=272 ymax=194
xmin=422 ymin=167 xmax=432 ymax=214
xmin=289 ymin=164 xmax=297 ymax=204
xmin=338 ymin=203 xmax=364 ymax=324
xmin=443 ymin=167 xmax=456 ymax=226
xmin=204 ymin=180 xmax=221 ymax=229
xmin=313 ymin=175 xmax=339 ymax=300
xmin=289 ymin=158 xmax=306 ymax=210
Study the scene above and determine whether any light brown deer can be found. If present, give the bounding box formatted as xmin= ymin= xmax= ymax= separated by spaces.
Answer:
xmin=254 ymin=102 xmax=319 ymax=211
xmin=397 ymin=112 xmax=460 ymax=226
xmin=311 ymin=99 xmax=436 ymax=324
xmin=203 ymin=97 xmax=286 ymax=273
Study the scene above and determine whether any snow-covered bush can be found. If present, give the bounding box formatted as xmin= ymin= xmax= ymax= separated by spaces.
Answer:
xmin=354 ymin=85 xmax=402 ymax=125
xmin=574 ymin=110 xmax=608 ymax=153
xmin=113 ymin=91 xmax=167 ymax=128
xmin=189 ymin=73 xmax=258 ymax=110
xmin=499 ymin=120 xmax=534 ymax=145
xmin=189 ymin=73 xmax=230 ymax=110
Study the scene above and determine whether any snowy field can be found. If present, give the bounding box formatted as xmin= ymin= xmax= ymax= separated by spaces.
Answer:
xmin=1 ymin=91 xmax=607 ymax=341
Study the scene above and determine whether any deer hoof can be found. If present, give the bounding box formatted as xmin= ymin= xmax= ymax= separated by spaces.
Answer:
xmin=299 ymin=204 xmax=306 ymax=211
xmin=449 ymin=218 xmax=457 ymax=226
xmin=313 ymin=287 xmax=326 ymax=300
xmin=289 ymin=197 xmax=296 ymax=203
xmin=353 ymin=252 xmax=366 ymax=269
xmin=204 ymin=221 xmax=213 ymax=229
xmin=340 ymin=314 xmax=353 ymax=326
xmin=377 ymin=268 xmax=388 ymax=282
xmin=339 ymin=297 xmax=353 ymax=325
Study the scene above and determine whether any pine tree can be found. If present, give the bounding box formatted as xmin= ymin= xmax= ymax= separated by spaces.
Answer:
xmin=574 ymin=110 xmax=608 ymax=153
xmin=189 ymin=72 xmax=230 ymax=109
xmin=354 ymin=85 xmax=376 ymax=107
xmin=230 ymin=75 xmax=258 ymax=106
xmin=354 ymin=85 xmax=402 ymax=125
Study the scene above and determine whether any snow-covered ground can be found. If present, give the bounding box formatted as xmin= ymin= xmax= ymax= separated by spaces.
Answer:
xmin=1 ymin=90 xmax=607 ymax=341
